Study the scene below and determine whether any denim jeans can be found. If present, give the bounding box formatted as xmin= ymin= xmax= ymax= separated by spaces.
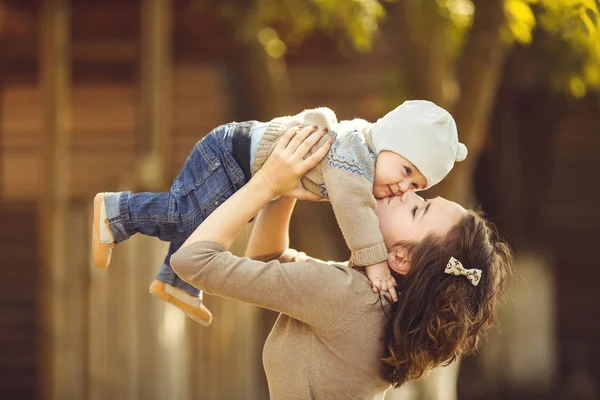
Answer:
xmin=104 ymin=123 xmax=248 ymax=297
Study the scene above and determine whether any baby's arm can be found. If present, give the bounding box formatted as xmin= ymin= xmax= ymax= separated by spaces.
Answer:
xmin=321 ymin=166 xmax=397 ymax=300
xmin=365 ymin=261 xmax=397 ymax=301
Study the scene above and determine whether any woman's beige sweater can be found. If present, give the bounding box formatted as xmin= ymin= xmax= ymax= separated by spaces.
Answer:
xmin=171 ymin=241 xmax=393 ymax=400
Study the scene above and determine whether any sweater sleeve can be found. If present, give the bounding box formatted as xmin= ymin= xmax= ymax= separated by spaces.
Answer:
xmin=322 ymin=166 xmax=388 ymax=266
xmin=170 ymin=241 xmax=370 ymax=333
xmin=253 ymin=247 xmax=349 ymax=267
xmin=252 ymin=107 xmax=339 ymax=175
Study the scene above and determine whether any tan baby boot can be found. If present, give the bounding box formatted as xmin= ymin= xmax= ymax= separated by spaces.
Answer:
xmin=92 ymin=193 xmax=116 ymax=269
xmin=149 ymin=279 xmax=213 ymax=326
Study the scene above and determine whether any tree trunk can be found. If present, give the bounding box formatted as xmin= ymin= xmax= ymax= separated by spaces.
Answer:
xmin=224 ymin=2 xmax=290 ymax=120
xmin=433 ymin=0 xmax=508 ymax=206
xmin=386 ymin=0 xmax=453 ymax=108
xmin=461 ymin=42 xmax=562 ymax=397
xmin=387 ymin=2 xmax=508 ymax=399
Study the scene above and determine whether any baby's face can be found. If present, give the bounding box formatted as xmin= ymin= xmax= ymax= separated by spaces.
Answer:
xmin=373 ymin=151 xmax=427 ymax=199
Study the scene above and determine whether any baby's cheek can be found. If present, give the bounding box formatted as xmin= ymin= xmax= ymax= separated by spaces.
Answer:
xmin=373 ymin=170 xmax=385 ymax=185
xmin=373 ymin=186 xmax=386 ymax=199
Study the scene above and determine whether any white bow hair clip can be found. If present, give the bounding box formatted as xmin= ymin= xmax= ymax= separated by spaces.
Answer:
xmin=445 ymin=257 xmax=482 ymax=287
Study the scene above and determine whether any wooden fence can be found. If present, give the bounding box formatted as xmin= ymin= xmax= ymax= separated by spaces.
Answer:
xmin=52 ymin=201 xmax=269 ymax=400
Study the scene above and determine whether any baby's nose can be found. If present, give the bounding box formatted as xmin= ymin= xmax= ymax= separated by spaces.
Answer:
xmin=398 ymin=181 xmax=411 ymax=192
xmin=403 ymin=188 xmax=424 ymax=202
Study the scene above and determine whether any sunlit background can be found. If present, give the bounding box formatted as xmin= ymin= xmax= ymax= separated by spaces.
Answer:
xmin=1 ymin=0 xmax=599 ymax=399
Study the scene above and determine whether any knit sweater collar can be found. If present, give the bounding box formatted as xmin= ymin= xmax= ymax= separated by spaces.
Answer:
xmin=362 ymin=124 xmax=375 ymax=152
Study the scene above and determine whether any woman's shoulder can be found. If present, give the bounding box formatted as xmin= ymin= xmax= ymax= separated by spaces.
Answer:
xmin=282 ymin=250 xmax=389 ymax=314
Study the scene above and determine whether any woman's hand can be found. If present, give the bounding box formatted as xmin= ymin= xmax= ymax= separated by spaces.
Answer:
xmin=255 ymin=125 xmax=332 ymax=201
xmin=181 ymin=125 xmax=331 ymax=251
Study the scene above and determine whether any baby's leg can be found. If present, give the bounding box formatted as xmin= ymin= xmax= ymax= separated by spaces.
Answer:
xmin=93 ymin=132 xmax=226 ymax=268
xmin=92 ymin=190 xmax=194 ymax=269
xmin=103 ymin=122 xmax=243 ymax=245
xmin=149 ymin=241 xmax=212 ymax=326
xmin=103 ymin=190 xmax=194 ymax=244
xmin=94 ymin=122 xmax=245 ymax=322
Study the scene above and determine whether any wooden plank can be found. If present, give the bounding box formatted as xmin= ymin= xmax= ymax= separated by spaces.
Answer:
xmin=62 ymin=203 xmax=90 ymax=398
xmin=1 ymin=132 xmax=41 ymax=150
xmin=38 ymin=1 xmax=74 ymax=399
xmin=71 ymin=3 xmax=140 ymax=40
xmin=173 ymin=65 xmax=227 ymax=99
xmin=0 ymin=79 xmax=3 ymax=197
xmin=129 ymin=2 xmax=188 ymax=400
xmin=72 ymin=40 xmax=137 ymax=63
xmin=137 ymin=0 xmax=173 ymax=191
xmin=86 ymin=209 xmax=110 ymax=400
xmin=2 ymin=154 xmax=40 ymax=199
xmin=0 ymin=85 xmax=43 ymax=133
xmin=1 ymin=84 xmax=140 ymax=135
xmin=0 ymin=203 xmax=38 ymax=400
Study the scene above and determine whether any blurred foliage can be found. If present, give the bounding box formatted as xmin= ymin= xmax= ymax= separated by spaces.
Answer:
xmin=535 ymin=0 xmax=600 ymax=97
xmin=500 ymin=0 xmax=600 ymax=97
xmin=195 ymin=0 xmax=390 ymax=56
xmin=193 ymin=0 xmax=599 ymax=98
xmin=437 ymin=0 xmax=600 ymax=97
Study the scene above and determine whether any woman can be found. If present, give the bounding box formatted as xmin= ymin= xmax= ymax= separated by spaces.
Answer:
xmin=170 ymin=126 xmax=513 ymax=399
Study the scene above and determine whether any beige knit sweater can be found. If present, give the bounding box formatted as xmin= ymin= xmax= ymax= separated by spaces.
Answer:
xmin=170 ymin=241 xmax=393 ymax=400
xmin=252 ymin=108 xmax=387 ymax=266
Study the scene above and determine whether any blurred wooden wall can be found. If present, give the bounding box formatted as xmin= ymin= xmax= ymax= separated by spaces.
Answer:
xmin=0 ymin=1 xmax=388 ymax=399
xmin=0 ymin=203 xmax=39 ymax=398
xmin=2 ymin=1 xmax=599 ymax=400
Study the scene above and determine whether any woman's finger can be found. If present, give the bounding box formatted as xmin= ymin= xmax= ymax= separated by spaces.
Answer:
xmin=286 ymin=125 xmax=318 ymax=153
xmin=285 ymin=186 xmax=326 ymax=201
xmin=303 ymin=137 xmax=333 ymax=174
xmin=295 ymin=126 xmax=328 ymax=157
xmin=275 ymin=125 xmax=303 ymax=151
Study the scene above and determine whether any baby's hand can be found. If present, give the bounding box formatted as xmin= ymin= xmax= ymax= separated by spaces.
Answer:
xmin=365 ymin=261 xmax=398 ymax=302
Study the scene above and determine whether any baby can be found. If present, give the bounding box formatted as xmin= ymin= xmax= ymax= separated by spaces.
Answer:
xmin=92 ymin=100 xmax=467 ymax=325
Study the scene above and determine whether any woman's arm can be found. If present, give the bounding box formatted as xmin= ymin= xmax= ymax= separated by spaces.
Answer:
xmin=170 ymin=126 xmax=373 ymax=330
xmin=246 ymin=196 xmax=352 ymax=265
xmin=182 ymin=176 xmax=273 ymax=250
xmin=244 ymin=196 xmax=297 ymax=260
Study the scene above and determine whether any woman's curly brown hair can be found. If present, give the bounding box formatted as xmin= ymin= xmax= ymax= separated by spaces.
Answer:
xmin=382 ymin=210 xmax=514 ymax=387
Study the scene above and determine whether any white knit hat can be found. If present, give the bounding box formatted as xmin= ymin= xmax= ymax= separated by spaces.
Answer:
xmin=371 ymin=100 xmax=468 ymax=189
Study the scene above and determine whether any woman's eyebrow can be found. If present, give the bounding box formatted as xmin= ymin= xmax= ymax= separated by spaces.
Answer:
xmin=420 ymin=202 xmax=432 ymax=221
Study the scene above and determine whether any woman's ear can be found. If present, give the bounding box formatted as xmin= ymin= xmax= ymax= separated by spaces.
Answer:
xmin=387 ymin=248 xmax=410 ymax=275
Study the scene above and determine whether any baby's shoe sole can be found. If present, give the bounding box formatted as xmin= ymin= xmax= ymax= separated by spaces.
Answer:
xmin=92 ymin=193 xmax=115 ymax=269
xmin=149 ymin=279 xmax=213 ymax=326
